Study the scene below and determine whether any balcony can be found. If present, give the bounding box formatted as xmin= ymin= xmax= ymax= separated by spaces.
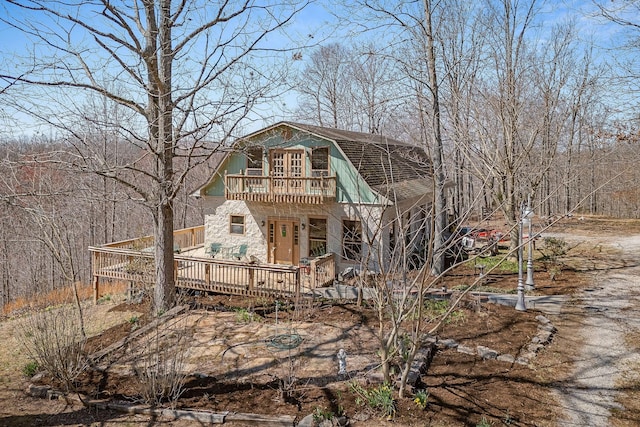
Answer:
xmin=225 ymin=173 xmax=336 ymax=204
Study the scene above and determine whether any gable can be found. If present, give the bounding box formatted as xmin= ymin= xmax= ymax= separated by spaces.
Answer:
xmin=198 ymin=122 xmax=435 ymax=204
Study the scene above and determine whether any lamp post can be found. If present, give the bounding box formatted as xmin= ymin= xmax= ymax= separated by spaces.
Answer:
xmin=515 ymin=203 xmax=527 ymax=311
xmin=524 ymin=203 xmax=535 ymax=291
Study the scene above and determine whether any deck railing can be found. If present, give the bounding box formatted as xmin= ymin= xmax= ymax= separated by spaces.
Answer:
xmin=103 ymin=225 xmax=205 ymax=252
xmin=300 ymin=253 xmax=336 ymax=288
xmin=225 ymin=174 xmax=336 ymax=204
xmin=90 ymin=247 xmax=302 ymax=300
xmin=90 ymin=225 xmax=335 ymax=302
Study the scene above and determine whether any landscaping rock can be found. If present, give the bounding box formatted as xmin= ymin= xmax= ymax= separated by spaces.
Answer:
xmin=457 ymin=345 xmax=475 ymax=355
xmin=26 ymin=384 xmax=51 ymax=398
xmin=497 ymin=354 xmax=516 ymax=364
xmin=422 ymin=335 xmax=438 ymax=345
xmin=537 ymin=330 xmax=553 ymax=344
xmin=297 ymin=414 xmax=314 ymax=427
xmin=438 ymin=338 xmax=458 ymax=349
xmin=535 ymin=315 xmax=551 ymax=324
xmin=477 ymin=346 xmax=498 ymax=360
xmin=527 ymin=343 xmax=544 ymax=353
xmin=405 ymin=346 xmax=434 ymax=388
xmin=539 ymin=323 xmax=557 ymax=333
xmin=30 ymin=372 xmax=45 ymax=382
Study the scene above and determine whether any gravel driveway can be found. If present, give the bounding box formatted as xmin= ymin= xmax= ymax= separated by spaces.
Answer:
xmin=555 ymin=234 xmax=640 ymax=426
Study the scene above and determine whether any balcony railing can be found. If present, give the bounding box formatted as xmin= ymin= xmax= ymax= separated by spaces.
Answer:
xmin=225 ymin=173 xmax=336 ymax=204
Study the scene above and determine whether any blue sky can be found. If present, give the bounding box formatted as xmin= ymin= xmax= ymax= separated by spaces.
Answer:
xmin=0 ymin=0 xmax=636 ymax=138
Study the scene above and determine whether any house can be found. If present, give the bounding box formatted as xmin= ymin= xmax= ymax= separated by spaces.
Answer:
xmin=194 ymin=122 xmax=438 ymax=276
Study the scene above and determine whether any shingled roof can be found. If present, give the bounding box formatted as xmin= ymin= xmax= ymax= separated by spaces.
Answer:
xmin=284 ymin=122 xmax=434 ymax=198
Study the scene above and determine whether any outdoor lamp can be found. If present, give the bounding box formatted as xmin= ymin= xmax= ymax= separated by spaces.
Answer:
xmin=523 ymin=206 xmax=535 ymax=291
xmin=515 ymin=203 xmax=527 ymax=311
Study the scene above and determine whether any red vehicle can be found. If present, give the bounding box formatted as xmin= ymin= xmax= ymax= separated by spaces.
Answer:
xmin=458 ymin=227 xmax=502 ymax=256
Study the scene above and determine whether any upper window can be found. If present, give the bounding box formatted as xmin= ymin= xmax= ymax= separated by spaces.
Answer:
xmin=311 ymin=147 xmax=329 ymax=177
xmin=342 ymin=219 xmax=362 ymax=261
xmin=230 ymin=215 xmax=245 ymax=235
xmin=246 ymin=147 xmax=263 ymax=176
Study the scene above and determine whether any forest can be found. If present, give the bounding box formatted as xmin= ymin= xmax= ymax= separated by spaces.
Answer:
xmin=0 ymin=0 xmax=639 ymax=310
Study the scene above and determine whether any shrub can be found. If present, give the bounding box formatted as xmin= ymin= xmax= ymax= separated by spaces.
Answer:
xmin=22 ymin=361 xmax=39 ymax=378
xmin=539 ymin=237 xmax=568 ymax=280
xmin=424 ymin=299 xmax=449 ymax=319
xmin=235 ymin=308 xmax=261 ymax=323
xmin=312 ymin=406 xmax=334 ymax=423
xmin=423 ymin=299 xmax=467 ymax=324
xmin=471 ymin=256 xmax=519 ymax=273
xmin=127 ymin=315 xmax=140 ymax=331
xmin=476 ymin=415 xmax=494 ymax=427
xmin=19 ymin=305 xmax=88 ymax=391
xmin=540 ymin=237 xmax=568 ymax=259
xmin=134 ymin=320 xmax=188 ymax=407
xmin=350 ymin=382 xmax=396 ymax=418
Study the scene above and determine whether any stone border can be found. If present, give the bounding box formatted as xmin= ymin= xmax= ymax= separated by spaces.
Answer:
xmin=23 ymin=390 xmax=296 ymax=426
xmin=429 ymin=314 xmax=557 ymax=365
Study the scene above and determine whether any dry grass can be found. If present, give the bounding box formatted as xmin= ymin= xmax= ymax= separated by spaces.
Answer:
xmin=611 ymin=331 xmax=640 ymax=426
xmin=2 ymin=281 xmax=128 ymax=317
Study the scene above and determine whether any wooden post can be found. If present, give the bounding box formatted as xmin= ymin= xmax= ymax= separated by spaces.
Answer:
xmin=127 ymin=281 xmax=134 ymax=302
xmin=93 ymin=275 xmax=99 ymax=305
xmin=174 ymin=260 xmax=179 ymax=285
xmin=248 ymin=267 xmax=255 ymax=291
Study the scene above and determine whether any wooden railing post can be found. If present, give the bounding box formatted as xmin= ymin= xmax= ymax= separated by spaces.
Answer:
xmin=248 ymin=267 xmax=255 ymax=291
xmin=93 ymin=275 xmax=99 ymax=304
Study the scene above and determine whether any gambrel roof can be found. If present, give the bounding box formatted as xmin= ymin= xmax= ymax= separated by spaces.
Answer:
xmin=280 ymin=122 xmax=434 ymax=201
xmin=199 ymin=121 xmax=440 ymax=204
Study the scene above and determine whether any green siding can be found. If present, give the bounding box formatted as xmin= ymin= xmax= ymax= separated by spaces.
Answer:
xmin=202 ymin=125 xmax=381 ymax=203
xmin=204 ymin=154 xmax=246 ymax=196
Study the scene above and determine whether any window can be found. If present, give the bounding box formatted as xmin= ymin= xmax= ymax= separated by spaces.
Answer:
xmin=311 ymin=147 xmax=329 ymax=190
xmin=309 ymin=218 xmax=327 ymax=257
xmin=342 ymin=219 xmax=362 ymax=261
xmin=230 ymin=215 xmax=245 ymax=234
xmin=311 ymin=147 xmax=329 ymax=171
xmin=311 ymin=146 xmax=329 ymax=177
xmin=246 ymin=147 xmax=263 ymax=175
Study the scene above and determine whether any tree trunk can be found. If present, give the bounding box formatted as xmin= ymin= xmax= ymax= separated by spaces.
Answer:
xmin=154 ymin=199 xmax=175 ymax=314
xmin=423 ymin=0 xmax=447 ymax=275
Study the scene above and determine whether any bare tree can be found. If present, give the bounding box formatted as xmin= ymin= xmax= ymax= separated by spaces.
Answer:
xmin=1 ymin=0 xmax=310 ymax=313
xmin=338 ymin=0 xmax=449 ymax=273
xmin=295 ymin=43 xmax=353 ymax=128
xmin=294 ymin=42 xmax=404 ymax=134
xmin=421 ymin=0 xmax=447 ymax=275
xmin=438 ymin=0 xmax=484 ymax=220
xmin=349 ymin=43 xmax=402 ymax=134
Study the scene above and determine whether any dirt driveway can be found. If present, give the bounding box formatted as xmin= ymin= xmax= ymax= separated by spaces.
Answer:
xmin=551 ymin=232 xmax=640 ymax=426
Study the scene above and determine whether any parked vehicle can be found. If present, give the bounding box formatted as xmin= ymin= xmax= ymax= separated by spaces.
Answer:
xmin=457 ymin=227 xmax=502 ymax=257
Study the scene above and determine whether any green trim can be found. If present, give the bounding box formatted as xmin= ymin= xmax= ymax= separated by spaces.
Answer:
xmin=201 ymin=124 xmax=380 ymax=203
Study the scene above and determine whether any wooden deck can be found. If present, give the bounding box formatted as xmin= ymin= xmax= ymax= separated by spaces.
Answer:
xmin=90 ymin=226 xmax=336 ymax=302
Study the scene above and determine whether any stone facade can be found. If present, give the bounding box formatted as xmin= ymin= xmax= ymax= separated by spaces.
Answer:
xmin=201 ymin=195 xmax=431 ymax=273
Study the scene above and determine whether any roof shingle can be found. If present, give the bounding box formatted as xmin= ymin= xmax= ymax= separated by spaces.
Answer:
xmin=284 ymin=122 xmax=433 ymax=191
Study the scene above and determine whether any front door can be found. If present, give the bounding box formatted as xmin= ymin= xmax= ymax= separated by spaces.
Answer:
xmin=269 ymin=219 xmax=300 ymax=265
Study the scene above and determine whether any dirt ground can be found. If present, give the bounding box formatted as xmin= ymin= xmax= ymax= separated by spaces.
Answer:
xmin=1 ymin=215 xmax=639 ymax=427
